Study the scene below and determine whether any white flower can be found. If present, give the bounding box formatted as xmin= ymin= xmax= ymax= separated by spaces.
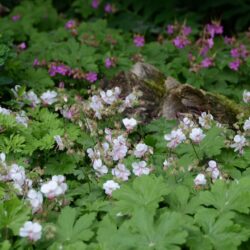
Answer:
xmin=189 ymin=128 xmax=205 ymax=143
xmin=54 ymin=135 xmax=65 ymax=150
xmin=198 ymin=112 xmax=213 ymax=129
xmin=52 ymin=175 xmax=68 ymax=195
xmin=208 ymin=160 xmax=217 ymax=169
xmin=93 ymin=159 xmax=102 ymax=169
xmin=206 ymin=160 xmax=220 ymax=180
xmin=134 ymin=143 xmax=148 ymax=158
xmin=102 ymin=142 xmax=110 ymax=155
xmin=164 ymin=129 xmax=186 ymax=148
xmin=19 ymin=221 xmax=42 ymax=241
xmin=41 ymin=180 xmax=58 ymax=199
xmin=0 ymin=106 xmax=11 ymax=115
xmin=41 ymin=176 xmax=67 ymax=199
xmin=24 ymin=91 xmax=40 ymax=106
xmin=122 ymin=118 xmax=137 ymax=131
xmin=119 ymin=93 xmax=137 ymax=112
xmin=87 ymin=148 xmax=100 ymax=160
xmin=124 ymin=93 xmax=137 ymax=107
xmin=16 ymin=111 xmax=28 ymax=127
xmin=132 ymin=161 xmax=150 ymax=176
xmin=104 ymin=128 xmax=113 ymax=143
xmin=93 ymin=159 xmax=108 ymax=176
xmin=182 ymin=117 xmax=194 ymax=128
xmin=27 ymin=189 xmax=43 ymax=213
xmin=100 ymin=87 xmax=120 ymax=105
xmin=231 ymin=134 xmax=247 ymax=153
xmin=87 ymin=148 xmax=95 ymax=159
xmin=103 ymin=180 xmax=120 ymax=195
xmin=243 ymin=117 xmax=250 ymax=131
xmin=112 ymin=135 xmax=128 ymax=161
xmin=243 ymin=90 xmax=250 ymax=103
xmin=112 ymin=163 xmax=131 ymax=181
xmin=9 ymin=164 xmax=26 ymax=186
xmin=0 ymin=152 xmax=6 ymax=163
xmin=194 ymin=173 xmax=207 ymax=186
xmin=40 ymin=90 xmax=57 ymax=105
xmin=90 ymin=95 xmax=103 ymax=119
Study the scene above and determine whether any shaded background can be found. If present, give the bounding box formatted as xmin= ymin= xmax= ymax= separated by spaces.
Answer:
xmin=2 ymin=0 xmax=250 ymax=34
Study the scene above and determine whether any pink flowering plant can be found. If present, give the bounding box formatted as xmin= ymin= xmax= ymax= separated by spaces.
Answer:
xmin=0 ymin=1 xmax=250 ymax=249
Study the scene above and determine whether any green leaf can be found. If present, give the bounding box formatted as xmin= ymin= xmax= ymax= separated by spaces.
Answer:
xmin=112 ymin=175 xmax=169 ymax=215
xmin=167 ymin=185 xmax=201 ymax=214
xmin=199 ymin=126 xmax=225 ymax=157
xmin=97 ymin=215 xmax=130 ymax=250
xmin=56 ymin=206 xmax=96 ymax=243
xmin=45 ymin=154 xmax=78 ymax=175
xmin=128 ymin=209 xmax=188 ymax=250
xmin=98 ymin=209 xmax=188 ymax=250
xmin=187 ymin=208 xmax=250 ymax=250
xmin=0 ymin=198 xmax=30 ymax=235
xmin=198 ymin=178 xmax=250 ymax=214
xmin=23 ymin=68 xmax=54 ymax=91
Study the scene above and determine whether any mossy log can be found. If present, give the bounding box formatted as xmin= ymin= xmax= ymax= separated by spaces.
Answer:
xmin=105 ymin=62 xmax=250 ymax=125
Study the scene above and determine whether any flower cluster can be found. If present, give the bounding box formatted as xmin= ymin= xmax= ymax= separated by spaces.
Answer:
xmin=164 ymin=112 xmax=212 ymax=150
xmin=229 ymin=44 xmax=248 ymax=71
xmin=0 ymin=153 xmax=68 ymax=214
xmin=41 ymin=175 xmax=68 ymax=199
xmin=0 ymin=104 xmax=29 ymax=127
xmin=12 ymin=86 xmax=58 ymax=108
xmin=87 ymin=116 xmax=153 ymax=194
xmin=206 ymin=160 xmax=220 ymax=181
xmin=231 ymin=134 xmax=247 ymax=154
xmin=0 ymin=153 xmax=32 ymax=193
xmin=166 ymin=23 xmax=192 ymax=49
xmin=133 ymin=35 xmax=145 ymax=47
xmin=89 ymin=87 xmax=139 ymax=119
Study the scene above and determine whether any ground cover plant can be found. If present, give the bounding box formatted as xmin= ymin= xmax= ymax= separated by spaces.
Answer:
xmin=0 ymin=0 xmax=250 ymax=249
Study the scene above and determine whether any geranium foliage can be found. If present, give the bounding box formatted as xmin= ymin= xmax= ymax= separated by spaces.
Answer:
xmin=0 ymin=1 xmax=250 ymax=249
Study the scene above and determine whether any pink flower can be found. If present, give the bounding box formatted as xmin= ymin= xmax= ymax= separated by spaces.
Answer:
xmin=231 ymin=45 xmax=247 ymax=59
xmin=206 ymin=23 xmax=223 ymax=37
xmin=91 ymin=0 xmax=100 ymax=9
xmin=33 ymin=58 xmax=39 ymax=66
xmin=239 ymin=44 xmax=247 ymax=58
xmin=207 ymin=38 xmax=214 ymax=48
xmin=224 ymin=36 xmax=234 ymax=45
xmin=65 ymin=20 xmax=76 ymax=29
xmin=133 ymin=35 xmax=145 ymax=47
xmin=85 ymin=72 xmax=98 ymax=82
xmin=231 ymin=48 xmax=240 ymax=58
xmin=18 ymin=42 xmax=26 ymax=50
xmin=200 ymin=46 xmax=209 ymax=56
xmin=182 ymin=25 xmax=192 ymax=36
xmin=229 ymin=59 xmax=241 ymax=71
xmin=201 ymin=58 xmax=213 ymax=68
xmin=105 ymin=57 xmax=113 ymax=68
xmin=12 ymin=15 xmax=21 ymax=21
xmin=48 ymin=64 xmax=69 ymax=76
xmin=104 ymin=3 xmax=113 ymax=13
xmin=166 ymin=24 xmax=174 ymax=35
xmin=173 ymin=36 xmax=189 ymax=49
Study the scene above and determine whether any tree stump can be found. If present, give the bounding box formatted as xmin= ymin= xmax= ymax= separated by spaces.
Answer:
xmin=105 ymin=62 xmax=250 ymax=125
